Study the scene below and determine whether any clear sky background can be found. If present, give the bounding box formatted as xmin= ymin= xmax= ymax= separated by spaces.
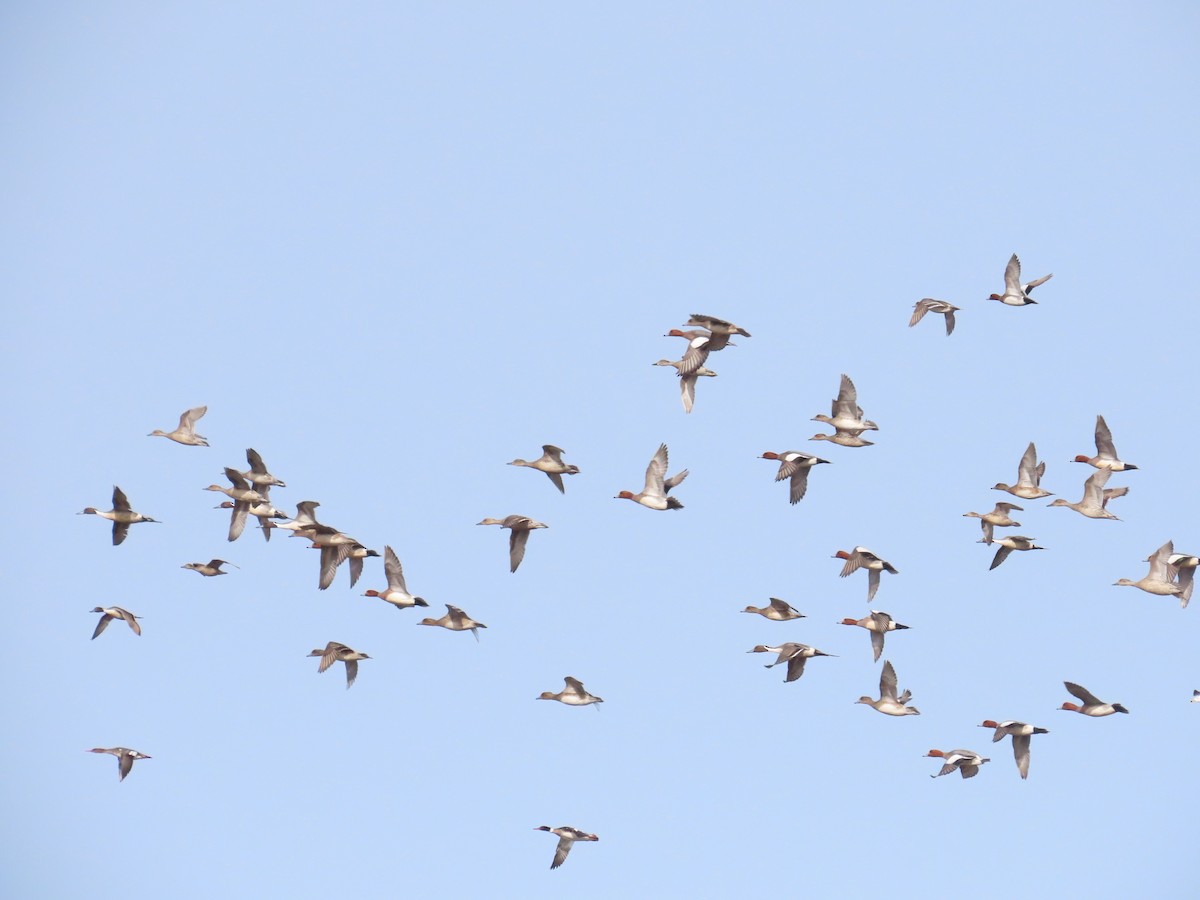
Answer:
xmin=3 ymin=3 xmax=1198 ymax=898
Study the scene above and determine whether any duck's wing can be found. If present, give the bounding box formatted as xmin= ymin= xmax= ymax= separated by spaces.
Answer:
xmin=509 ymin=528 xmax=531 ymax=572
xmin=294 ymin=501 xmax=321 ymax=527
xmin=384 ymin=546 xmax=408 ymax=592
xmin=831 ymin=374 xmax=859 ymax=418
xmin=1024 ymin=272 xmax=1053 ymax=292
xmin=1094 ymin=415 xmax=1117 ymax=458
xmin=870 ymin=629 xmax=884 ymax=662
xmin=1147 ymin=541 xmax=1175 ymax=581
xmin=316 ymin=643 xmax=345 ymax=673
xmin=112 ymin=522 xmax=130 ymax=546
xmin=180 ymin=406 xmax=207 ymax=430
xmin=318 ymin=546 xmax=344 ymax=590
xmin=344 ymin=659 xmax=358 ymax=689
xmin=768 ymin=597 xmax=798 ymax=616
xmin=223 ymin=467 xmax=251 ymax=489
xmin=1177 ymin=567 xmax=1195 ymax=607
xmin=246 ymin=447 xmax=268 ymax=474
xmin=869 ymin=611 xmax=892 ymax=629
xmin=117 ymin=608 xmax=141 ymax=636
xmin=772 ymin=453 xmax=800 ymax=481
xmin=663 ymin=468 xmax=689 ymax=493
xmin=1064 ymin=682 xmax=1103 ymax=706
xmin=118 ymin=752 xmax=135 ymax=781
xmin=643 ymin=444 xmax=669 ymax=494
xmin=91 ymin=613 xmax=112 ymax=640
xmin=542 ymin=445 xmax=566 ymax=463
xmin=676 ymin=335 xmax=711 ymax=376
xmin=1080 ymin=469 xmax=1111 ymax=507
xmin=679 ymin=373 xmax=697 ymax=414
xmin=879 ymin=660 xmax=899 ymax=700
xmin=1003 ymin=254 xmax=1022 ymax=293
xmin=784 ymin=655 xmax=808 ymax=682
xmin=838 ymin=551 xmax=865 ymax=577
xmin=112 ymin=486 xmax=132 ymax=512
xmin=228 ymin=501 xmax=249 ymax=542
xmin=563 ymin=677 xmax=586 ymax=697
xmin=866 ymin=568 xmax=881 ymax=601
xmin=1101 ymin=486 xmax=1129 ymax=508
xmin=788 ymin=469 xmax=811 ymax=505
xmin=546 ymin=471 xmax=566 ymax=493
xmin=909 ymin=299 xmax=932 ymax=327
xmin=989 ymin=545 xmax=1013 ymax=570
xmin=348 ymin=554 xmax=364 ymax=588
xmin=944 ymin=308 xmax=957 ymax=335
xmin=1016 ymin=443 xmax=1039 ymax=484
xmin=1012 ymin=734 xmax=1032 ymax=779
xmin=551 ymin=836 xmax=573 ymax=869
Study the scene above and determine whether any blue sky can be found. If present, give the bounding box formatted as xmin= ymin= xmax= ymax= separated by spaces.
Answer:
xmin=3 ymin=3 xmax=1198 ymax=897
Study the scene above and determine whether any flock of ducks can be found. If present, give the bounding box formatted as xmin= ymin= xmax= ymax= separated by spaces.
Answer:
xmin=81 ymin=403 xmax=598 ymax=867
xmin=78 ymin=282 xmax=1196 ymax=865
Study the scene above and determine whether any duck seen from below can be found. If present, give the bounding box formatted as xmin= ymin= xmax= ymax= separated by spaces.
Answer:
xmin=659 ymin=330 xmax=714 ymax=376
xmin=684 ymin=312 xmax=751 ymax=347
xmin=79 ymin=486 xmax=159 ymax=546
xmin=240 ymin=447 xmax=286 ymax=487
xmin=1072 ymin=415 xmax=1138 ymax=471
xmin=988 ymin=535 xmax=1044 ymax=570
xmin=534 ymin=826 xmax=599 ymax=870
xmin=1047 ymin=468 xmax=1126 ymax=520
xmin=204 ymin=468 xmax=266 ymax=505
xmin=308 ymin=642 xmax=370 ymax=689
xmin=214 ymin=491 xmax=289 ymax=542
xmin=1113 ymin=540 xmax=1183 ymax=599
xmin=741 ymin=598 xmax=805 ymax=621
xmin=810 ymin=430 xmax=874 ymax=447
xmin=993 ymin=442 xmax=1053 ymax=499
xmin=759 ymin=450 xmax=830 ymax=504
xmin=979 ymin=720 xmax=1049 ymax=780
xmin=148 ymin=405 xmax=208 ymax=446
xmin=182 ymin=559 xmax=237 ymax=577
xmin=363 ymin=546 xmax=429 ymax=610
xmin=653 ymin=357 xmax=717 ymax=414
xmin=833 ymin=547 xmax=898 ymax=602
xmin=926 ymin=748 xmax=990 ymax=779
xmin=963 ymin=501 xmax=1023 ymax=544
xmin=857 ymin=660 xmax=920 ymax=716
xmin=477 ymin=515 xmax=548 ymax=573
xmin=747 ymin=643 xmax=834 ymax=683
xmin=88 ymin=747 xmax=151 ymax=781
xmin=839 ymin=611 xmax=909 ymax=662
xmin=987 ymin=253 xmax=1052 ymax=306
xmin=811 ymin=374 xmax=879 ymax=436
xmin=538 ymin=677 xmax=604 ymax=709
xmin=419 ymin=604 xmax=487 ymax=640
xmin=1059 ymin=681 xmax=1129 ymax=716
xmin=909 ymin=298 xmax=960 ymax=335
xmin=90 ymin=606 xmax=142 ymax=639
xmin=508 ymin=445 xmax=580 ymax=493
xmin=271 ymin=500 xmax=322 ymax=535
xmin=615 ymin=443 xmax=688 ymax=510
